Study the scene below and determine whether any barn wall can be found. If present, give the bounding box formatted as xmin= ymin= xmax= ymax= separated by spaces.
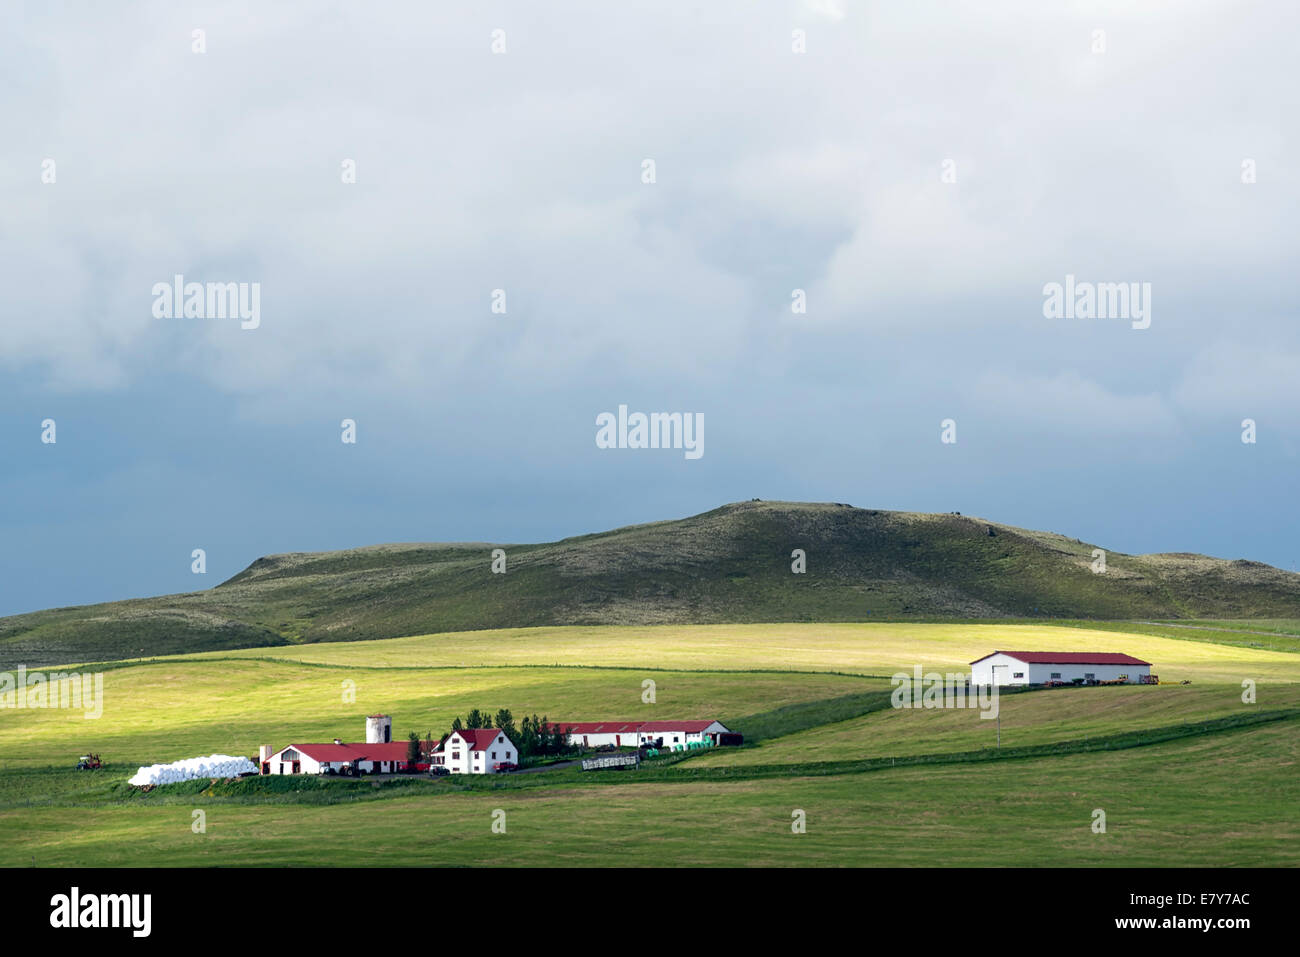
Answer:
xmin=972 ymin=656 xmax=1150 ymax=685
xmin=1026 ymin=663 xmax=1149 ymax=684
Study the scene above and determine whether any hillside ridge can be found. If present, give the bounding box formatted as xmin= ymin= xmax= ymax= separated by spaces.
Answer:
xmin=2 ymin=500 xmax=1297 ymax=667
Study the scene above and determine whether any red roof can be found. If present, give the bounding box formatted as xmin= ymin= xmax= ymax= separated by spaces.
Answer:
xmin=546 ymin=720 xmax=723 ymax=735
xmin=447 ymin=728 xmax=512 ymax=751
xmin=971 ymin=651 xmax=1151 ymax=666
xmin=275 ymin=741 xmax=410 ymax=763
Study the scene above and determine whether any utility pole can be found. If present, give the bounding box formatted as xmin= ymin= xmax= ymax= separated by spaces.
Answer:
xmin=991 ymin=664 xmax=1005 ymax=748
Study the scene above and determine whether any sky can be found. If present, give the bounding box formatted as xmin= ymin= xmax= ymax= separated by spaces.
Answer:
xmin=2 ymin=0 xmax=1297 ymax=616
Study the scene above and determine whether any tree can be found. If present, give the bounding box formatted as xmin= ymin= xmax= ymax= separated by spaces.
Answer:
xmin=539 ymin=714 xmax=560 ymax=754
xmin=520 ymin=715 xmax=539 ymax=757
xmin=494 ymin=708 xmax=517 ymax=745
xmin=550 ymin=722 xmax=574 ymax=755
xmin=406 ymin=731 xmax=420 ymax=765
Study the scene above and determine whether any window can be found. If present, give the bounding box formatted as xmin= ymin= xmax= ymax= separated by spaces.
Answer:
xmin=491 ymin=751 xmax=497 ymax=759
xmin=1085 ymin=673 xmax=1095 ymax=680
xmin=1051 ymin=672 xmax=1061 ymax=679
xmin=673 ymin=736 xmax=680 ymax=743
xmin=1012 ymin=672 xmax=1024 ymax=679
xmin=498 ymin=736 xmax=504 ymax=743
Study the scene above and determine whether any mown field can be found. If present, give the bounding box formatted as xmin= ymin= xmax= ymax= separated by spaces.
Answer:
xmin=175 ymin=621 xmax=1300 ymax=681
xmin=1 ymin=621 xmax=1297 ymax=867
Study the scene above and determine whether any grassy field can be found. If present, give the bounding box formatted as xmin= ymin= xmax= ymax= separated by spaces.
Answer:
xmin=1057 ymin=619 xmax=1300 ymax=654
xmin=0 ymin=660 xmax=872 ymax=771
xmin=2 ymin=716 xmax=1295 ymax=867
xmin=173 ymin=622 xmax=1300 ymax=682
xmin=1156 ymin=618 xmax=1300 ymax=636
xmin=690 ymin=682 xmax=1300 ymax=766
xmin=2 ymin=621 xmax=1297 ymax=866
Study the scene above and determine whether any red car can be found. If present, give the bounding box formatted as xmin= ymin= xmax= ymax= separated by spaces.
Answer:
xmin=493 ymin=762 xmax=518 ymax=773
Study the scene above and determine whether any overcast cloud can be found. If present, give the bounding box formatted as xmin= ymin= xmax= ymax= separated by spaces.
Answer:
xmin=1 ymin=1 xmax=1297 ymax=614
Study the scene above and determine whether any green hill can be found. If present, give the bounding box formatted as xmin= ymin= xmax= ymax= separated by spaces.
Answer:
xmin=3 ymin=500 xmax=1298 ymax=666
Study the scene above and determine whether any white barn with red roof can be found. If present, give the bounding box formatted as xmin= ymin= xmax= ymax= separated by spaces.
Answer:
xmin=552 ymin=720 xmax=731 ymax=750
xmin=260 ymin=714 xmax=411 ymax=775
xmin=262 ymin=740 xmax=411 ymax=775
xmin=970 ymin=651 xmax=1151 ymax=687
xmin=438 ymin=728 xmax=518 ymax=774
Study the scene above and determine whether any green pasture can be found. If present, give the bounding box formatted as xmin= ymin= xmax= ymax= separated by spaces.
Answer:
xmin=3 ymin=621 xmax=1296 ymax=867
xmin=2 ymin=716 xmax=1294 ymax=867
xmin=691 ymin=681 xmax=1300 ymax=766
xmin=0 ymin=659 xmax=872 ymax=771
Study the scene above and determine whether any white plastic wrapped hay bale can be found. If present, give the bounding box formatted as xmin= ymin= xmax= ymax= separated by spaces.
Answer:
xmin=129 ymin=754 xmax=257 ymax=786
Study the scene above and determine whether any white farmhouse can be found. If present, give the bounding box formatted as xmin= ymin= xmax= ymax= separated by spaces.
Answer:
xmin=437 ymin=728 xmax=518 ymax=774
xmin=970 ymin=651 xmax=1152 ymax=686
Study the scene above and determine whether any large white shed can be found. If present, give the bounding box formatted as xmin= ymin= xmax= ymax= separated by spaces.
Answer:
xmin=970 ymin=651 xmax=1151 ymax=686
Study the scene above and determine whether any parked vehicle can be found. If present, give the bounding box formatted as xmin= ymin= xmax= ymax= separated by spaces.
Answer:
xmin=493 ymin=762 xmax=518 ymax=772
xmin=429 ymin=766 xmax=450 ymax=776
xmin=75 ymin=753 xmax=102 ymax=770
